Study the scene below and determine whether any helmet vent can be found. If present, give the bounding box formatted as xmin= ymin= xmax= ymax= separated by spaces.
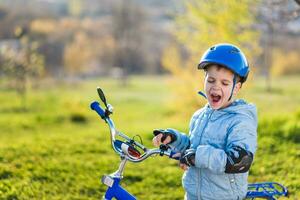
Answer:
xmin=210 ymin=46 xmax=216 ymax=51
xmin=230 ymin=47 xmax=240 ymax=53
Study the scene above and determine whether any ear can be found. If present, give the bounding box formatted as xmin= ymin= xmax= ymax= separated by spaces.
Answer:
xmin=233 ymin=82 xmax=242 ymax=95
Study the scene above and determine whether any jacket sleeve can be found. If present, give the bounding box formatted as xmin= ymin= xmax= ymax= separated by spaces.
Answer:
xmin=168 ymin=128 xmax=190 ymax=152
xmin=194 ymin=115 xmax=257 ymax=174
xmin=168 ymin=110 xmax=202 ymax=152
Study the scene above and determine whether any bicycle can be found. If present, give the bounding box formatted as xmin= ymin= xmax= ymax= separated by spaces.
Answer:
xmin=90 ymin=87 xmax=289 ymax=200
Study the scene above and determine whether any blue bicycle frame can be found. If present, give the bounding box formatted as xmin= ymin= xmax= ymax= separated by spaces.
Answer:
xmin=246 ymin=182 xmax=289 ymax=200
xmin=91 ymin=87 xmax=289 ymax=200
xmin=102 ymin=175 xmax=136 ymax=200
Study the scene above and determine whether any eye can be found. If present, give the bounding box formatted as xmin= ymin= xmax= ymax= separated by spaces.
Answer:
xmin=222 ymin=82 xmax=230 ymax=86
xmin=207 ymin=79 xmax=214 ymax=83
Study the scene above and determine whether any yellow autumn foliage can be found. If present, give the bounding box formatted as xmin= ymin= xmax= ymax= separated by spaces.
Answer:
xmin=271 ymin=49 xmax=300 ymax=76
xmin=30 ymin=19 xmax=57 ymax=34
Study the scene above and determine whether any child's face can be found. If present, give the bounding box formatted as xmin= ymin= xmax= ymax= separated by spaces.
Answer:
xmin=204 ymin=65 xmax=241 ymax=110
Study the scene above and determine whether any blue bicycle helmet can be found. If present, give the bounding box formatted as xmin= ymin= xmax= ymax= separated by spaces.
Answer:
xmin=198 ymin=43 xmax=249 ymax=83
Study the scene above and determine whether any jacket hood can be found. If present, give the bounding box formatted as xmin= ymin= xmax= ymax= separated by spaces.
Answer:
xmin=205 ymin=99 xmax=257 ymax=121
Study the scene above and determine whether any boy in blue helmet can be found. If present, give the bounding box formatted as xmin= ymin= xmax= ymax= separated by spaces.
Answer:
xmin=153 ymin=43 xmax=257 ymax=200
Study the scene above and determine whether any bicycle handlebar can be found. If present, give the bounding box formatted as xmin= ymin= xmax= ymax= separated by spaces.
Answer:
xmin=90 ymin=100 xmax=178 ymax=163
xmin=91 ymin=101 xmax=106 ymax=119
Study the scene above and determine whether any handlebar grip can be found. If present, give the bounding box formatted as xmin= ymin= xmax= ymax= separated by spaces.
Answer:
xmin=169 ymin=151 xmax=180 ymax=160
xmin=90 ymin=101 xmax=106 ymax=119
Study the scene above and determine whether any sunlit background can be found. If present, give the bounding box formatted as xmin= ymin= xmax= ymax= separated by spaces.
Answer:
xmin=0 ymin=0 xmax=299 ymax=199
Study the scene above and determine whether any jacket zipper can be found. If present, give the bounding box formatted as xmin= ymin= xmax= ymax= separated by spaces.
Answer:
xmin=197 ymin=110 xmax=214 ymax=200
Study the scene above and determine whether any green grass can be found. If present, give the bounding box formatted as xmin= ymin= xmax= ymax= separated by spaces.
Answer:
xmin=0 ymin=75 xmax=299 ymax=199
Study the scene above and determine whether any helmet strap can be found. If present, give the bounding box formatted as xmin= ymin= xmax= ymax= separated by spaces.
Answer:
xmin=228 ymin=74 xmax=237 ymax=101
xmin=198 ymin=91 xmax=207 ymax=99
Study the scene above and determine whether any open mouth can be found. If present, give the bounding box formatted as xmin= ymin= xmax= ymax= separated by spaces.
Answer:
xmin=210 ymin=93 xmax=222 ymax=104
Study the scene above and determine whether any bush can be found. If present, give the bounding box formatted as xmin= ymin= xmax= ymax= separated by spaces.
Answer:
xmin=70 ymin=112 xmax=87 ymax=123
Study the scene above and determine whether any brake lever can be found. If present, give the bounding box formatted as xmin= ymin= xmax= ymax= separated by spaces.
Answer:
xmin=159 ymin=144 xmax=180 ymax=160
xmin=97 ymin=87 xmax=107 ymax=107
xmin=97 ymin=87 xmax=113 ymax=116
xmin=159 ymin=144 xmax=170 ymax=152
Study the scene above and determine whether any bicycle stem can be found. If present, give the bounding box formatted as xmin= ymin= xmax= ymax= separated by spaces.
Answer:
xmin=112 ymin=156 xmax=128 ymax=178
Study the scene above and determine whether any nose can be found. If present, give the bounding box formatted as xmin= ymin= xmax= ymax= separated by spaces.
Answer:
xmin=211 ymin=84 xmax=221 ymax=91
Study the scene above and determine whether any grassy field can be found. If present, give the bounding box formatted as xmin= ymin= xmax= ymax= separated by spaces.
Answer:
xmin=0 ymin=75 xmax=299 ymax=199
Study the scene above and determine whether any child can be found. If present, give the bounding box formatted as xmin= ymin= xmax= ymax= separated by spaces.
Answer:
xmin=153 ymin=43 xmax=257 ymax=200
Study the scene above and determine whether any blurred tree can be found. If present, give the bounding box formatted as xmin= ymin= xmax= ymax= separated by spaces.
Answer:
xmin=60 ymin=19 xmax=114 ymax=76
xmin=162 ymin=0 xmax=260 ymax=116
xmin=0 ymin=27 xmax=44 ymax=109
xmin=111 ymin=0 xmax=148 ymax=85
xmin=39 ymin=40 xmax=64 ymax=77
xmin=258 ymin=0 xmax=300 ymax=91
xmin=0 ymin=6 xmax=8 ymax=19
xmin=68 ymin=0 xmax=83 ymax=17
xmin=0 ymin=0 xmax=171 ymax=79
xmin=0 ymin=1 xmax=52 ymax=39
xmin=64 ymin=31 xmax=97 ymax=74
xmin=30 ymin=18 xmax=72 ymax=77
xmin=30 ymin=17 xmax=115 ymax=77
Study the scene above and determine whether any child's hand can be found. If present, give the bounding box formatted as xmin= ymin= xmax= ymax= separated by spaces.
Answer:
xmin=179 ymin=149 xmax=195 ymax=167
xmin=152 ymin=133 xmax=172 ymax=147
xmin=179 ymin=163 xmax=189 ymax=171
xmin=152 ymin=129 xmax=177 ymax=147
xmin=169 ymin=152 xmax=188 ymax=171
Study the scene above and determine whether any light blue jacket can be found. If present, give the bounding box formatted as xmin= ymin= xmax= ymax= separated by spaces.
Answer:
xmin=169 ymin=99 xmax=257 ymax=200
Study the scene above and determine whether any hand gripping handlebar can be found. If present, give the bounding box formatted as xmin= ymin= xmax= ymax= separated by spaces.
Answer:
xmin=90 ymin=99 xmax=178 ymax=163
